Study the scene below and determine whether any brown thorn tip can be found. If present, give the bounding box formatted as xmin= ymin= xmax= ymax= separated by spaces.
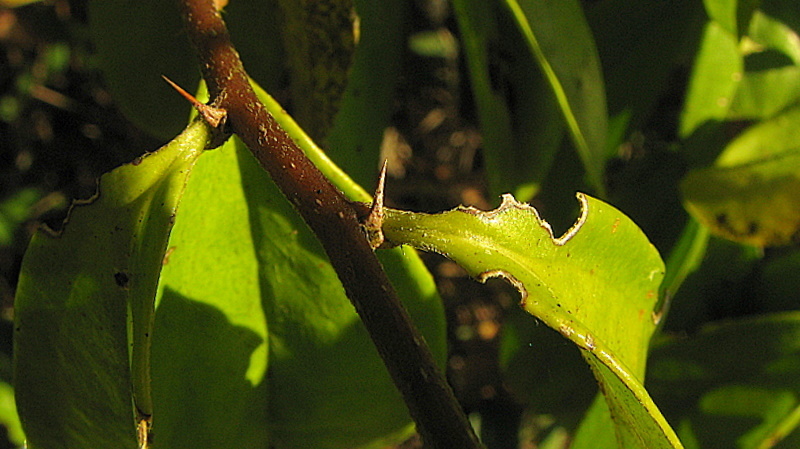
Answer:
xmin=161 ymin=75 xmax=227 ymax=129
xmin=372 ymin=160 xmax=387 ymax=215
xmin=363 ymin=160 xmax=388 ymax=249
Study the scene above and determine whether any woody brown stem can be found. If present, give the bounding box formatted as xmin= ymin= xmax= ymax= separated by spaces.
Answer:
xmin=176 ymin=1 xmax=482 ymax=448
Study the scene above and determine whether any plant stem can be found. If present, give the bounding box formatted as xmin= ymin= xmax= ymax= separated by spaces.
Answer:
xmin=176 ymin=1 xmax=482 ymax=448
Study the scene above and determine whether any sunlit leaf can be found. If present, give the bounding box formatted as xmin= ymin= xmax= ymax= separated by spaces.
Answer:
xmin=679 ymin=21 xmax=742 ymax=138
xmin=14 ymin=120 xmax=211 ymax=448
xmin=730 ymin=10 xmax=800 ymax=119
xmin=150 ymin=136 xmax=269 ymax=449
xmin=151 ymin=80 xmax=446 ymax=449
xmin=681 ymin=105 xmax=800 ymax=247
xmin=702 ymin=0 xmax=760 ymax=36
xmin=381 ymin=193 xmax=681 ymax=448
xmin=0 ymin=381 xmax=23 ymax=446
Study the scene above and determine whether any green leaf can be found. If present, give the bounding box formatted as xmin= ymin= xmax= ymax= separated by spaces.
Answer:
xmin=150 ymin=136 xmax=269 ymax=449
xmin=0 ymin=188 xmax=44 ymax=247
xmin=452 ymin=0 xmax=563 ymax=201
xmin=730 ymin=10 xmax=800 ymax=119
xmin=276 ymin=0 xmax=358 ymax=142
xmin=703 ymin=0 xmax=760 ymax=36
xmin=679 ymin=21 xmax=743 ymax=138
xmin=0 ymin=381 xmax=23 ymax=446
xmin=152 ymin=80 xmax=446 ymax=449
xmin=87 ymin=0 xmax=283 ymax=140
xmin=14 ymin=120 xmax=211 ymax=449
xmin=659 ymin=218 xmax=710 ymax=312
xmin=501 ymin=0 xmax=609 ymax=195
xmin=381 ymin=193 xmax=681 ymax=448
xmin=87 ymin=0 xmax=198 ymax=140
xmin=586 ymin=0 xmax=704 ymax=137
xmin=324 ymin=0 xmax=410 ymax=188
xmin=250 ymin=80 xmax=447 ymax=449
xmin=648 ymin=313 xmax=800 ymax=449
xmin=681 ymin=105 xmax=800 ymax=247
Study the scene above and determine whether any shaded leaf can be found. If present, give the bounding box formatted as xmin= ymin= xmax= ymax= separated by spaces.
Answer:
xmin=88 ymin=0 xmax=198 ymax=140
xmin=325 ymin=0 xmax=410 ymax=188
xmin=648 ymin=313 xmax=800 ymax=449
xmin=14 ymin=120 xmax=211 ymax=448
xmin=0 ymin=188 xmax=43 ymax=247
xmin=276 ymin=0 xmax=358 ymax=142
xmin=502 ymin=0 xmax=609 ymax=194
xmin=87 ymin=0 xmax=283 ymax=140
xmin=381 ymin=193 xmax=680 ymax=448
xmin=658 ymin=218 xmax=710 ymax=312
xmin=452 ymin=0 xmax=563 ymax=201
xmin=585 ymin=0 xmax=704 ymax=138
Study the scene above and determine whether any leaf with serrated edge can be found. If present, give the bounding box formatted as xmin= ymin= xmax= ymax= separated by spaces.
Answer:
xmin=382 ymin=193 xmax=683 ymax=448
xmin=14 ymin=120 xmax=210 ymax=449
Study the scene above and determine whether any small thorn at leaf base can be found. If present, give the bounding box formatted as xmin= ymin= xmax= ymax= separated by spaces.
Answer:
xmin=363 ymin=161 xmax=387 ymax=249
xmin=162 ymin=75 xmax=227 ymax=129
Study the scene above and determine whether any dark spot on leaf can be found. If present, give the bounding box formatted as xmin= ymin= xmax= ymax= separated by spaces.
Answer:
xmin=715 ymin=213 xmax=728 ymax=226
xmin=747 ymin=221 xmax=758 ymax=236
xmin=791 ymin=226 xmax=800 ymax=244
xmin=115 ymin=271 xmax=130 ymax=288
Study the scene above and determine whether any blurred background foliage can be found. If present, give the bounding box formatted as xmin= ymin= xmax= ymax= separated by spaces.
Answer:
xmin=1 ymin=0 xmax=800 ymax=448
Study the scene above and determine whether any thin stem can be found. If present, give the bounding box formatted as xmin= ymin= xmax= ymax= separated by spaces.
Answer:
xmin=176 ymin=1 xmax=482 ymax=448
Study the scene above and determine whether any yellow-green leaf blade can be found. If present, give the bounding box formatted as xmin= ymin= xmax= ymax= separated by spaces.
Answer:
xmin=382 ymin=194 xmax=681 ymax=448
xmin=681 ymin=105 xmax=800 ymax=247
xmin=14 ymin=120 xmax=210 ymax=448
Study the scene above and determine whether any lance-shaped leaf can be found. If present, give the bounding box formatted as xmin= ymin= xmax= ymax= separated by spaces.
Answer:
xmin=501 ymin=0 xmax=609 ymax=195
xmin=325 ymin=0 xmax=410 ymax=189
xmin=14 ymin=119 xmax=211 ymax=448
xmin=452 ymin=0 xmax=563 ymax=202
xmin=381 ymin=193 xmax=682 ymax=448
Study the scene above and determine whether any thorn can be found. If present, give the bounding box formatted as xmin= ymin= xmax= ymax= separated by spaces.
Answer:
xmin=363 ymin=161 xmax=387 ymax=249
xmin=162 ymin=75 xmax=227 ymax=129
